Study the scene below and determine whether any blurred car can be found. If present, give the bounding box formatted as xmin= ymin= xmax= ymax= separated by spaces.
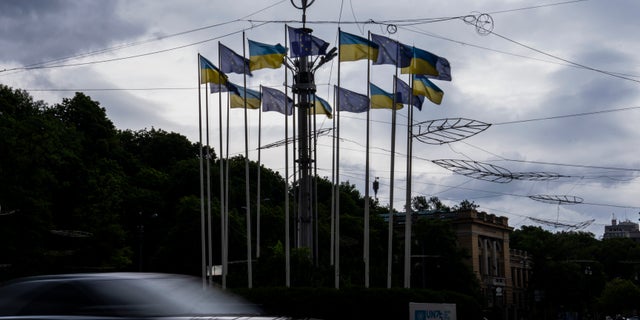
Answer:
xmin=0 ymin=272 xmax=281 ymax=319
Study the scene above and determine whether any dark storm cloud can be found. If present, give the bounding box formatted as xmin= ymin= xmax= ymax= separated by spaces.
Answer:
xmin=0 ymin=0 xmax=145 ymax=65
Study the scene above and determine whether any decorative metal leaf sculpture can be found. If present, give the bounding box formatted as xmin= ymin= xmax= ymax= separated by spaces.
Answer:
xmin=511 ymin=172 xmax=568 ymax=181
xmin=431 ymin=159 xmax=512 ymax=183
xmin=528 ymin=194 xmax=584 ymax=205
xmin=261 ymin=127 xmax=332 ymax=149
xmin=528 ymin=217 xmax=594 ymax=230
xmin=414 ymin=118 xmax=491 ymax=145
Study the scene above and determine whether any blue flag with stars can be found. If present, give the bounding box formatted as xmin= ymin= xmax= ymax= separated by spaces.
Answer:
xmin=371 ymin=33 xmax=412 ymax=68
xmin=219 ymin=43 xmax=252 ymax=76
xmin=288 ymin=26 xmax=329 ymax=58
xmin=395 ymin=76 xmax=424 ymax=110
xmin=335 ymin=85 xmax=369 ymax=113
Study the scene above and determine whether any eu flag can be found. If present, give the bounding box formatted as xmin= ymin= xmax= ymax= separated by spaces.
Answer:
xmin=219 ymin=43 xmax=252 ymax=76
xmin=336 ymin=86 xmax=369 ymax=113
xmin=370 ymin=33 xmax=412 ymax=68
xmin=395 ymin=76 xmax=424 ymax=110
xmin=261 ymin=86 xmax=293 ymax=115
xmin=288 ymin=26 xmax=329 ymax=58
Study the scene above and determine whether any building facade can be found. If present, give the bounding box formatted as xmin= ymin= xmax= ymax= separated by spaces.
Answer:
xmin=603 ymin=217 xmax=640 ymax=242
xmin=411 ymin=209 xmax=533 ymax=319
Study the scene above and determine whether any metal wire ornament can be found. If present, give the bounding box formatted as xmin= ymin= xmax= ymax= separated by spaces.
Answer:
xmin=528 ymin=195 xmax=587 ymax=230
xmin=463 ymin=12 xmax=494 ymax=35
xmin=413 ymin=118 xmax=491 ymax=145
xmin=511 ymin=172 xmax=569 ymax=181
xmin=528 ymin=217 xmax=595 ymax=230
xmin=528 ymin=194 xmax=584 ymax=205
xmin=432 ymin=159 xmax=513 ymax=183
xmin=260 ymin=127 xmax=332 ymax=149
xmin=386 ymin=24 xmax=398 ymax=34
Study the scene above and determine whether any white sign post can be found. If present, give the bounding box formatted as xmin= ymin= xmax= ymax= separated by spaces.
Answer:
xmin=410 ymin=302 xmax=457 ymax=320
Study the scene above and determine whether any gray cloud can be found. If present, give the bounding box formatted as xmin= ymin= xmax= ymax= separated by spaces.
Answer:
xmin=0 ymin=0 xmax=145 ymax=65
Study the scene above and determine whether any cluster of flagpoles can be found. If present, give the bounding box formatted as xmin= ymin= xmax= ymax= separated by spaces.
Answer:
xmin=197 ymin=24 xmax=451 ymax=289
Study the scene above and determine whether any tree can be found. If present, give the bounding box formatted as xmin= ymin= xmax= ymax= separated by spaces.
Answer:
xmin=411 ymin=196 xmax=450 ymax=212
xmin=597 ymin=278 xmax=640 ymax=316
xmin=411 ymin=217 xmax=480 ymax=296
xmin=453 ymin=199 xmax=479 ymax=211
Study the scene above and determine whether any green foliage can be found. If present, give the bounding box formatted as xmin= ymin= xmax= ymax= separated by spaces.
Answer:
xmin=411 ymin=217 xmax=480 ymax=296
xmin=510 ymin=226 xmax=640 ymax=317
xmin=20 ymin=86 xmax=640 ymax=318
xmin=597 ymin=278 xmax=640 ymax=316
xmin=452 ymin=199 xmax=479 ymax=211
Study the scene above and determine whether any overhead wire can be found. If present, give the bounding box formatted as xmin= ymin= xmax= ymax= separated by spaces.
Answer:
xmin=0 ymin=0 xmax=287 ymax=74
xmin=0 ymin=22 xmax=271 ymax=72
xmin=4 ymin=0 xmax=638 ymax=216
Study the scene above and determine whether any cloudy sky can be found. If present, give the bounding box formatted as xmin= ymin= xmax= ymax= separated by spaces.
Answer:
xmin=2 ymin=0 xmax=639 ymax=238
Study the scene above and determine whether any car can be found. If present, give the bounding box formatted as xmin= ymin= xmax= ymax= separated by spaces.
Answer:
xmin=0 ymin=272 xmax=279 ymax=319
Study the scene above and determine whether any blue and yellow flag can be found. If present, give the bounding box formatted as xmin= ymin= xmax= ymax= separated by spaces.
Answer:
xmin=248 ymin=39 xmax=288 ymax=71
xmin=370 ymin=33 xmax=412 ymax=68
xmin=229 ymin=83 xmax=261 ymax=109
xmin=336 ymin=86 xmax=369 ymax=113
xmin=219 ymin=43 xmax=252 ymax=76
xmin=209 ymin=81 xmax=238 ymax=94
xmin=413 ymin=75 xmax=444 ymax=105
xmin=339 ymin=30 xmax=379 ymax=62
xmin=261 ymin=86 xmax=293 ymax=115
xmin=288 ymin=26 xmax=329 ymax=58
xmin=401 ymin=46 xmax=451 ymax=81
xmin=395 ymin=76 xmax=424 ymax=111
xmin=199 ymin=54 xmax=227 ymax=85
xmin=370 ymin=83 xmax=403 ymax=110
xmin=310 ymin=94 xmax=333 ymax=118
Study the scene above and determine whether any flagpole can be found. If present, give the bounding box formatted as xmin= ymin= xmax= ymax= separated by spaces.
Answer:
xmin=257 ymin=86 xmax=262 ymax=259
xmin=330 ymin=94 xmax=336 ymax=267
xmin=217 ymin=44 xmax=227 ymax=290
xmin=197 ymin=54 xmax=207 ymax=288
xmin=242 ymin=32 xmax=253 ymax=289
xmin=387 ymin=74 xmax=399 ymax=289
xmin=404 ymin=73 xmax=414 ymax=288
xmin=364 ymin=31 xmax=372 ymax=288
xmin=312 ymin=97 xmax=319 ymax=266
xmin=334 ymin=26 xmax=345 ymax=289
xmin=292 ymin=93 xmax=298 ymax=249
xmin=205 ymin=80 xmax=213 ymax=286
xmin=284 ymin=24 xmax=291 ymax=287
xmin=224 ymin=87 xmax=230 ymax=289
xmin=334 ymin=86 xmax=341 ymax=289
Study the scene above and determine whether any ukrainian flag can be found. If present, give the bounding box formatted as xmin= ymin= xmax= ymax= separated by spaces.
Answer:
xmin=229 ymin=83 xmax=261 ymax=109
xmin=248 ymin=40 xmax=288 ymax=71
xmin=370 ymin=83 xmax=403 ymax=110
xmin=413 ymin=75 xmax=444 ymax=105
xmin=400 ymin=46 xmax=441 ymax=76
xmin=199 ymin=54 xmax=227 ymax=85
xmin=339 ymin=30 xmax=379 ymax=62
xmin=310 ymin=94 xmax=333 ymax=118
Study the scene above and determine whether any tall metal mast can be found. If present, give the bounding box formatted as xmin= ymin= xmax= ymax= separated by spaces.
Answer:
xmin=289 ymin=0 xmax=335 ymax=260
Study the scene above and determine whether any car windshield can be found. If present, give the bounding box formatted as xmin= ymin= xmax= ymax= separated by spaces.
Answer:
xmin=0 ymin=274 xmax=262 ymax=317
